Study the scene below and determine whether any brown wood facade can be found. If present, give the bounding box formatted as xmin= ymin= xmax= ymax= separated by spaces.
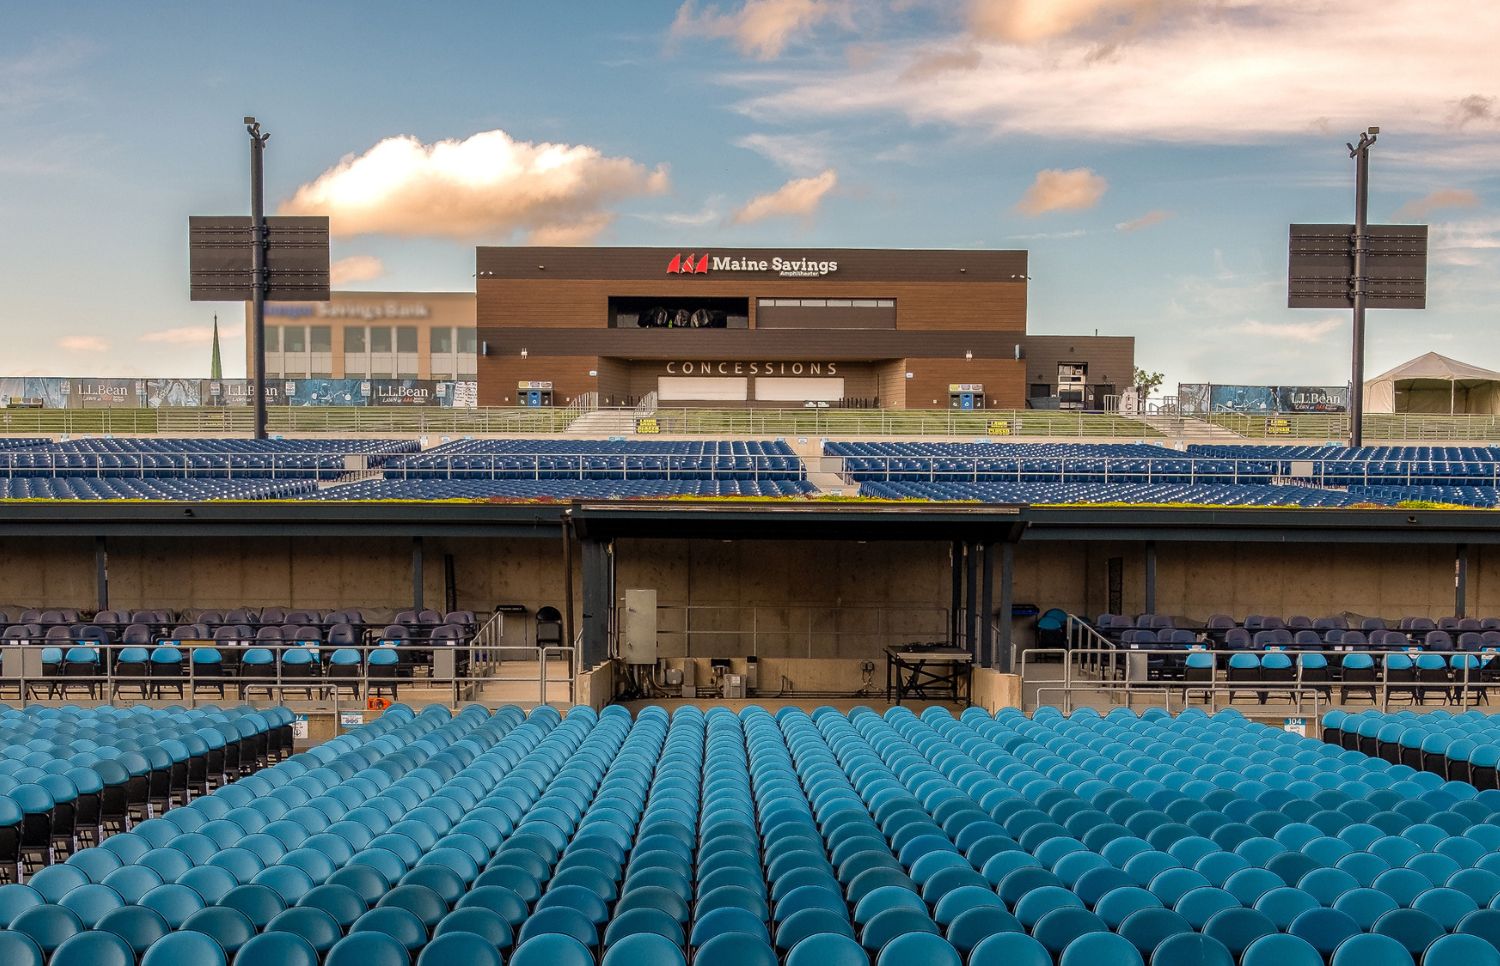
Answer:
xmin=476 ymin=246 xmax=1040 ymax=408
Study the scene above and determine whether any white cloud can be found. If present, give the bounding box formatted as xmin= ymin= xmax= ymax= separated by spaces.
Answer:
xmin=732 ymin=168 xmax=838 ymax=223
xmin=1235 ymin=317 xmax=1344 ymax=343
xmin=736 ymin=132 xmax=834 ymax=173
xmin=1015 ymin=168 xmax=1107 ymax=215
xmin=280 ymin=129 xmax=669 ymax=243
xmin=969 ymin=0 xmax=1191 ymax=43
xmin=1116 ymin=209 xmax=1173 ymax=232
xmin=58 ymin=335 xmax=108 ymax=352
xmin=140 ymin=326 xmax=241 ymax=346
xmin=329 ymin=255 xmax=385 ymax=285
xmin=671 ymin=0 xmax=854 ymax=59
xmin=1392 ymin=188 xmax=1480 ymax=222
xmin=736 ymin=2 xmax=1500 ymax=144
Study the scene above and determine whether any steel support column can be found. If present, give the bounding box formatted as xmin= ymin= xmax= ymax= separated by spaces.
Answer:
xmin=966 ymin=541 xmax=980 ymax=656
xmin=950 ymin=541 xmax=964 ymax=645
xmin=1457 ymin=544 xmax=1469 ymax=619
xmin=1145 ymin=541 xmax=1157 ymax=615
xmin=981 ymin=543 xmax=995 ymax=667
xmin=95 ymin=536 xmax=109 ymax=611
xmin=581 ymin=538 xmax=612 ymax=669
xmin=411 ymin=537 xmax=424 ymax=610
xmin=998 ymin=544 xmax=1014 ymax=673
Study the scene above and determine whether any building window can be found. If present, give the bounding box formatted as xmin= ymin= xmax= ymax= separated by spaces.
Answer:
xmin=309 ymin=326 xmax=331 ymax=353
xmin=345 ymin=327 xmax=366 ymax=353
xmin=756 ymin=297 xmax=895 ymax=308
xmin=265 ymin=326 xmax=280 ymax=351
xmin=283 ymin=326 xmax=306 ymax=353
xmin=1029 ymin=383 xmax=1052 ymax=399
xmin=396 ymin=326 xmax=418 ymax=353
xmin=431 ymin=328 xmax=453 ymax=354
xmin=456 ymin=328 xmax=477 ymax=353
xmin=369 ymin=327 xmax=392 ymax=353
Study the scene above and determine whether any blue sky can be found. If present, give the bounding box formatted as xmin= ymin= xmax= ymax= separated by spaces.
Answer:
xmin=2 ymin=0 xmax=1497 ymax=391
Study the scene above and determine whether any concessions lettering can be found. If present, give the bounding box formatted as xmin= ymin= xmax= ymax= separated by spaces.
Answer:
xmin=665 ymin=362 xmax=839 ymax=376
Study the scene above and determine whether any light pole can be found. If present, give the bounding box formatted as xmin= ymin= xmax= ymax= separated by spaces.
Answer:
xmin=1347 ymin=127 xmax=1378 ymax=447
xmin=246 ymin=117 xmax=270 ymax=441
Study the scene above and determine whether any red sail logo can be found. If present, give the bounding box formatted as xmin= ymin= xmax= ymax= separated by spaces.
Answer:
xmin=667 ymin=253 xmax=710 ymax=274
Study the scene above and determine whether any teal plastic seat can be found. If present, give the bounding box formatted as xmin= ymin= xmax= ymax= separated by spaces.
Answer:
xmin=1328 ymin=933 xmax=1414 ymax=966
xmin=181 ymin=906 xmax=257 ymax=957
xmin=139 ymin=931 xmax=228 ymax=966
xmin=786 ymin=934 xmax=871 ymax=966
xmin=693 ymin=934 xmax=780 ymax=966
xmin=8 ymin=904 xmax=83 ymax=955
xmin=509 ymin=934 xmax=596 ymax=966
xmin=324 ymin=931 xmax=413 ymax=966
xmin=970 ymin=932 xmax=1052 ymax=966
xmin=876 ymin=933 xmax=962 ymax=966
xmin=1059 ymin=932 xmax=1144 ymax=966
xmin=235 ymin=932 xmax=321 ymax=966
xmin=49 ymin=931 xmax=135 ymax=966
xmin=601 ymin=933 xmax=690 ymax=966
xmin=1240 ymin=934 xmax=1324 ymax=966
xmin=417 ymin=931 xmax=504 ymax=966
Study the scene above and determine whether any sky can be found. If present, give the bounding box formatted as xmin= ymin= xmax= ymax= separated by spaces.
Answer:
xmin=2 ymin=0 xmax=1498 ymax=392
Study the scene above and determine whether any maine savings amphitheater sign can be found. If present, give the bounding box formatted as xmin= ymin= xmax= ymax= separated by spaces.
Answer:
xmin=667 ymin=252 xmax=838 ymax=278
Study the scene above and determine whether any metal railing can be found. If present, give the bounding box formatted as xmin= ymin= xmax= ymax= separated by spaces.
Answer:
xmin=1021 ymin=643 xmax=1495 ymax=717
xmin=639 ymin=604 xmax=952 ymax=659
xmin=5 ymin=407 xmax=1500 ymax=441
xmin=826 ymin=453 xmax=1500 ymax=488
xmin=0 ymin=451 xmax=408 ymax=480
xmin=0 ymin=641 xmax=574 ymax=708
xmin=385 ymin=452 xmax=807 ymax=482
xmin=1205 ymin=412 xmax=1500 ymax=441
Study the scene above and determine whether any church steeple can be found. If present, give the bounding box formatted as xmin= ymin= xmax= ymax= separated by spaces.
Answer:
xmin=210 ymin=314 xmax=223 ymax=380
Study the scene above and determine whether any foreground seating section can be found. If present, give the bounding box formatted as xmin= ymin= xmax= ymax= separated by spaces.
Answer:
xmin=1 ymin=704 xmax=288 ymax=881
xmin=1325 ymin=709 xmax=1500 ymax=790
xmin=9 ymin=702 xmax=1500 ymax=965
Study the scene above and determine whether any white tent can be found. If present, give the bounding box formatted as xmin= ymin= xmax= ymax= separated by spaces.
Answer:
xmin=1364 ymin=352 xmax=1500 ymax=414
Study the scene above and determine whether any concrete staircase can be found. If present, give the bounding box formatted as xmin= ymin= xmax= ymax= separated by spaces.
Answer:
xmin=1136 ymin=413 xmax=1244 ymax=440
xmin=786 ymin=438 xmax=857 ymax=495
xmin=565 ymin=409 xmax=640 ymax=435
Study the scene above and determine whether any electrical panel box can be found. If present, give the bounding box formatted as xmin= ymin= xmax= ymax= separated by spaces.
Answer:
xmin=723 ymin=674 xmax=746 ymax=699
xmin=621 ymin=589 xmax=658 ymax=665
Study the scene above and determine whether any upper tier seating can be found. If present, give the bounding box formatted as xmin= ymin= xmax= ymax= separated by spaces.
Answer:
xmin=313 ymin=479 xmax=817 ymax=500
xmin=7 ymin=703 xmax=1500 ymax=966
xmin=860 ymin=481 xmax=1370 ymax=507
xmin=0 ymin=439 xmax=417 ymax=480
xmin=0 ymin=479 xmax=316 ymax=500
xmin=383 ymin=440 xmax=804 ymax=480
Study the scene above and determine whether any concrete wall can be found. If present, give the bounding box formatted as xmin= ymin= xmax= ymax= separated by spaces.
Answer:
xmin=1 ymin=533 xmax=1487 ymax=653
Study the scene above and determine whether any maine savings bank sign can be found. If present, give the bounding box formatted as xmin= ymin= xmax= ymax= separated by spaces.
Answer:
xmin=667 ymin=252 xmax=838 ymax=278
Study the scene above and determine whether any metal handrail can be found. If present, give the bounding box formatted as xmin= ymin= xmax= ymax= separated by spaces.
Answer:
xmin=1020 ymin=644 xmax=1490 ymax=716
xmin=4 ymin=407 xmax=1500 ymax=440
xmin=0 ymin=641 xmax=574 ymax=708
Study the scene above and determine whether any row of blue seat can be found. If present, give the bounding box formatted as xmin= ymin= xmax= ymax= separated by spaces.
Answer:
xmin=312 ymin=479 xmax=817 ymax=500
xmin=0 ymin=439 xmax=418 ymax=480
xmin=0 ymin=480 xmax=317 ymax=500
xmin=859 ymin=482 xmax=1371 ymax=507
